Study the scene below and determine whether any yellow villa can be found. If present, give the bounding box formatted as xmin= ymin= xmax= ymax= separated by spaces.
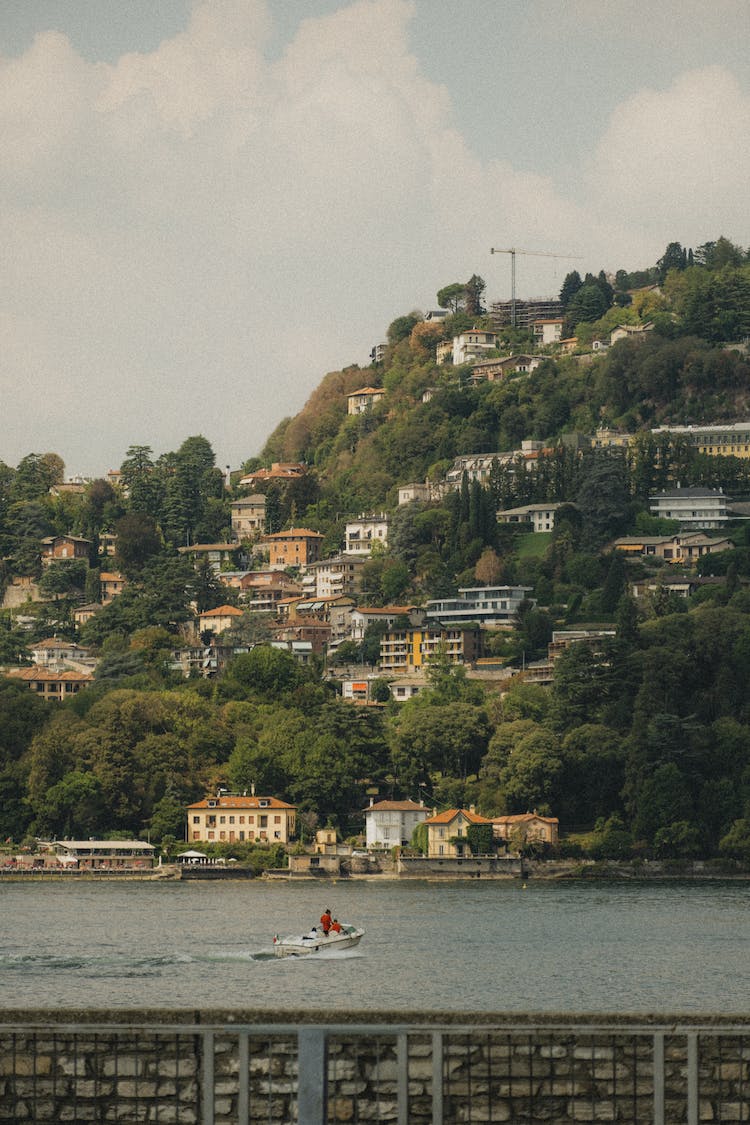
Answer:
xmin=187 ymin=793 xmax=297 ymax=845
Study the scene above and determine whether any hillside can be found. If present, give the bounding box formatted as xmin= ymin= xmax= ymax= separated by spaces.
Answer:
xmin=2 ymin=237 xmax=750 ymax=866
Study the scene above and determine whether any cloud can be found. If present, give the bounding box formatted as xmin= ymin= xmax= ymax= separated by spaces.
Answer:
xmin=587 ymin=67 xmax=750 ymax=242
xmin=0 ymin=0 xmax=747 ymax=475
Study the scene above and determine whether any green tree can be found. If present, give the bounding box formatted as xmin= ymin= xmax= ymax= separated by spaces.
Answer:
xmin=499 ymin=728 xmax=562 ymax=813
xmin=114 ymin=512 xmax=163 ymax=576
xmin=225 ymin=646 xmax=302 ymax=699
xmin=437 ymin=283 xmax=466 ymax=314
xmin=464 ymin=274 xmax=486 ymax=318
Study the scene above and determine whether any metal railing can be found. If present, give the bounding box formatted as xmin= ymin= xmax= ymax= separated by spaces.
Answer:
xmin=1 ymin=1017 xmax=749 ymax=1123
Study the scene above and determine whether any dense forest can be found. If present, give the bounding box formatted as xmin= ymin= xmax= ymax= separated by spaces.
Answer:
xmin=2 ymin=236 xmax=750 ymax=864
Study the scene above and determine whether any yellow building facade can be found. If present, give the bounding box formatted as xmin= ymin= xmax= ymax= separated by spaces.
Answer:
xmin=187 ymin=795 xmax=296 ymax=845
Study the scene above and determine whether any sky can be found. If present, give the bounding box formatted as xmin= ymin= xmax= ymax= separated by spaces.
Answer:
xmin=1 ymin=0 xmax=748 ymax=477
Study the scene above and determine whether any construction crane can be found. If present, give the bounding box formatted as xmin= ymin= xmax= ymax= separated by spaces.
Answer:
xmin=490 ymin=246 xmax=582 ymax=328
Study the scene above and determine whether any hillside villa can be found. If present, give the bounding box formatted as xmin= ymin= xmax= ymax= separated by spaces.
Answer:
xmin=187 ymin=793 xmax=297 ymax=844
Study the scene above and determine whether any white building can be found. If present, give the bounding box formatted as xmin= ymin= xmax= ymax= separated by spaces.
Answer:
xmin=649 ymin=487 xmax=730 ymax=530
xmin=533 ymin=318 xmax=564 ymax=346
xmin=452 ymin=328 xmax=498 ymax=365
xmin=345 ymin=513 xmax=389 ymax=555
xmin=496 ymin=502 xmax=565 ymax=532
xmin=307 ymin=554 xmax=367 ymax=598
xmin=363 ymin=799 xmax=428 ymax=849
xmin=425 ymin=585 xmax=533 ymax=628
xmin=347 ymin=387 xmax=385 ymax=415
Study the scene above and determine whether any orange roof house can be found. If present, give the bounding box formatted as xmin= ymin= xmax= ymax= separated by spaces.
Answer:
xmin=261 ymin=528 xmax=325 ymax=568
xmin=187 ymin=793 xmax=296 ymax=844
xmin=238 ymin=463 xmax=306 ymax=488
xmin=492 ymin=812 xmax=559 ymax=848
xmin=422 ymin=807 xmax=493 ymax=858
xmin=7 ymin=666 xmax=94 ymax=702
xmin=197 ymin=604 xmax=243 ymax=636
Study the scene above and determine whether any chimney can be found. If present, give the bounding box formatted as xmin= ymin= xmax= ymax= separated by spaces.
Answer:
xmin=469 ymin=804 xmax=476 ymax=815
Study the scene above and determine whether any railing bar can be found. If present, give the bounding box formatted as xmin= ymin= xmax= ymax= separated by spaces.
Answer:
xmin=687 ymin=1032 xmax=699 ymax=1125
xmin=298 ymin=1027 xmax=327 ymax=1125
xmin=174 ymin=1032 xmax=181 ymax=1124
xmin=267 ymin=1036 xmax=273 ymax=1125
xmin=373 ymin=1034 xmax=380 ymax=1125
xmin=432 ymin=1031 xmax=444 ymax=1125
xmin=740 ymin=1034 xmax=746 ymax=1116
xmin=397 ymin=1032 xmax=408 ymax=1125
xmin=238 ymin=1030 xmax=249 ymax=1125
xmin=653 ymin=1031 xmax=665 ymax=1125
xmin=5 ymin=1019 xmax=750 ymax=1037
xmin=73 ymin=1029 xmax=79 ymax=1119
xmin=632 ymin=1033 xmax=637 ymax=1122
xmin=486 ymin=1031 xmax=493 ymax=1122
xmin=202 ymin=1029 xmax=215 ymax=1125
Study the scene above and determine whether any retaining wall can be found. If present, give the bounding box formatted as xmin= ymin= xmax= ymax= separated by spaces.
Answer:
xmin=0 ymin=1010 xmax=748 ymax=1123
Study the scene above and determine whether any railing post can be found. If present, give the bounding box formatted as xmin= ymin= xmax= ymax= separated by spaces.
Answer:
xmin=653 ymin=1031 xmax=665 ymax=1125
xmin=237 ymin=1030 xmax=249 ymax=1124
xmin=686 ymin=1032 xmax=699 ymax=1125
xmin=298 ymin=1028 xmax=328 ymax=1125
xmin=201 ymin=1030 xmax=215 ymax=1125
xmin=397 ymin=1032 xmax=409 ymax=1125
xmin=432 ymin=1031 xmax=444 ymax=1125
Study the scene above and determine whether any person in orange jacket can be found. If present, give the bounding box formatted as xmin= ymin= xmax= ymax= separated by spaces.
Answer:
xmin=320 ymin=908 xmax=332 ymax=935
xmin=330 ymin=918 xmax=342 ymax=934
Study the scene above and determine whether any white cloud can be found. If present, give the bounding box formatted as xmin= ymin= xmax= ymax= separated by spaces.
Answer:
xmin=0 ymin=0 xmax=747 ymax=475
xmin=587 ymin=67 xmax=750 ymax=242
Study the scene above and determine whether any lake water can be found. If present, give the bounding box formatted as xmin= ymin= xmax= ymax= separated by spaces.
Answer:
xmin=1 ymin=878 xmax=749 ymax=1012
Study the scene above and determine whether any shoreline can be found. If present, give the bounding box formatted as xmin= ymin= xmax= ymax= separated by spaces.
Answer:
xmin=2 ymin=862 xmax=750 ymax=883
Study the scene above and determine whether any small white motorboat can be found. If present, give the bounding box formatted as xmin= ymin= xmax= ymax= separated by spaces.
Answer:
xmin=272 ymin=924 xmax=364 ymax=958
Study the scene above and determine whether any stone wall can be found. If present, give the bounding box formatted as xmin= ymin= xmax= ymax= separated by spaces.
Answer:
xmin=0 ymin=1010 xmax=748 ymax=1123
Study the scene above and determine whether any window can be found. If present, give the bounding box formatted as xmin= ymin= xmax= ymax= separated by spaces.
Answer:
xmin=192 ymin=816 xmax=200 ymax=824
xmin=274 ymin=815 xmax=281 ymax=824
xmin=208 ymin=831 xmax=215 ymax=840
xmin=220 ymin=831 xmax=226 ymax=840
xmin=219 ymin=816 xmax=226 ymax=824
xmin=229 ymin=816 xmax=235 ymax=824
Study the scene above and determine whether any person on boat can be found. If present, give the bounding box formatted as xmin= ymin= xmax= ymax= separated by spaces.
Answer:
xmin=303 ymin=926 xmax=319 ymax=941
xmin=320 ymin=908 xmax=332 ymax=935
xmin=330 ymin=918 xmax=342 ymax=934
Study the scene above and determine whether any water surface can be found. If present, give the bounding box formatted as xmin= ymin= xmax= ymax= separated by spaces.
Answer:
xmin=1 ymin=878 xmax=748 ymax=1012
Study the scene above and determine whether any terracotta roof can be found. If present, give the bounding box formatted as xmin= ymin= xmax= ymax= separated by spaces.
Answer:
xmin=31 ymin=638 xmax=82 ymax=649
xmin=187 ymin=795 xmax=296 ymax=811
xmin=263 ymin=528 xmax=324 ymax=539
xmin=492 ymin=813 xmax=559 ymax=826
xmin=347 ymin=387 xmax=384 ymax=397
xmin=199 ymin=605 xmax=243 ymax=618
xmin=8 ymin=667 xmax=94 ymax=683
xmin=424 ymin=808 xmax=493 ymax=826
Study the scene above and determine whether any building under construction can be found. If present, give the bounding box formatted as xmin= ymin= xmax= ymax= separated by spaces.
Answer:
xmin=490 ymin=296 xmax=564 ymax=330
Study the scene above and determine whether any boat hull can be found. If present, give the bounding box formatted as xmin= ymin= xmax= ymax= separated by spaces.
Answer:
xmin=273 ymin=927 xmax=364 ymax=958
